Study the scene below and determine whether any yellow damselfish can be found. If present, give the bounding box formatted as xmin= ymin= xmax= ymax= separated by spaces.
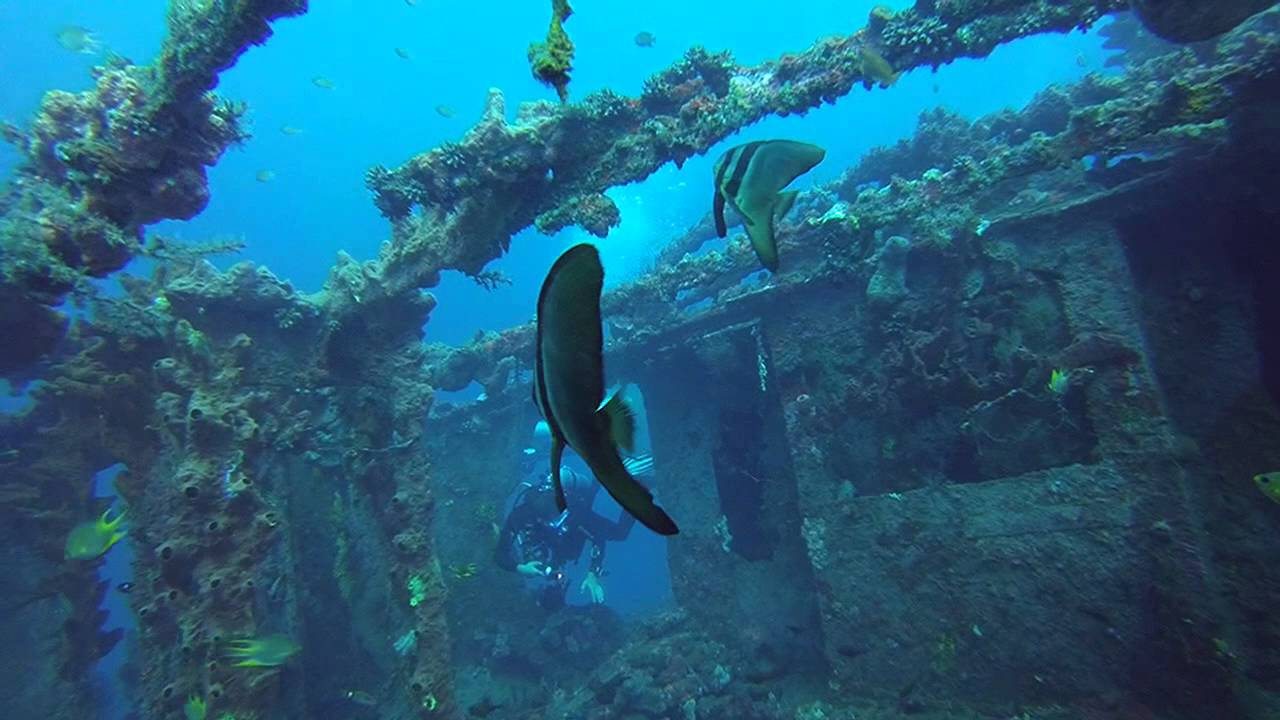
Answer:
xmin=65 ymin=509 xmax=126 ymax=560
xmin=225 ymin=634 xmax=301 ymax=668
xmin=858 ymin=45 xmax=900 ymax=88
xmin=1253 ymin=472 xmax=1280 ymax=503
xmin=449 ymin=562 xmax=479 ymax=580
xmin=1047 ymin=368 xmax=1069 ymax=395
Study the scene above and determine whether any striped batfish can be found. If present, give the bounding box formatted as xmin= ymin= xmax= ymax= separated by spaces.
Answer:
xmin=533 ymin=243 xmax=679 ymax=536
xmin=712 ymin=140 xmax=826 ymax=271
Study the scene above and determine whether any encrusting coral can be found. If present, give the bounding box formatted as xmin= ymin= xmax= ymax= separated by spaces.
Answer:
xmin=528 ymin=0 xmax=576 ymax=101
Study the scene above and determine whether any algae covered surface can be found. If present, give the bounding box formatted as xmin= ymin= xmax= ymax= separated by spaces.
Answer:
xmin=2 ymin=1 xmax=1280 ymax=719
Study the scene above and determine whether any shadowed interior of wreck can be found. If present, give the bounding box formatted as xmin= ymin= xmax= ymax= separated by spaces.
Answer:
xmin=712 ymin=405 xmax=776 ymax=562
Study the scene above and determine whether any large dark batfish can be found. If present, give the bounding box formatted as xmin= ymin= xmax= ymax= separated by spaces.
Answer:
xmin=712 ymin=139 xmax=826 ymax=272
xmin=533 ymin=244 xmax=680 ymax=536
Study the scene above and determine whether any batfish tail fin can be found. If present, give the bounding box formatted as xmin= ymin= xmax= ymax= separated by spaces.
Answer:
xmin=622 ymin=453 xmax=654 ymax=476
xmin=595 ymin=455 xmax=679 ymax=536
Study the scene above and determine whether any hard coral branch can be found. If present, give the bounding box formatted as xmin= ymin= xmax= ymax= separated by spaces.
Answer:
xmin=155 ymin=0 xmax=308 ymax=112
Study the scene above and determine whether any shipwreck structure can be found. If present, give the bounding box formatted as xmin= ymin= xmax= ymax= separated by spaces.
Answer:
xmin=1 ymin=1 xmax=1278 ymax=719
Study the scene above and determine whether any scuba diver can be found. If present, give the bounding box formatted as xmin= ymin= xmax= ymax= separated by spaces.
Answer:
xmin=495 ymin=421 xmax=654 ymax=610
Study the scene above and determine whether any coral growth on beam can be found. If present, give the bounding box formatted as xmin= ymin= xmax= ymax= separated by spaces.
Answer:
xmin=359 ymin=0 xmax=1126 ymax=303
xmin=527 ymin=0 xmax=575 ymax=101
xmin=0 ymin=0 xmax=307 ymax=376
xmin=418 ymin=8 xmax=1280 ymax=395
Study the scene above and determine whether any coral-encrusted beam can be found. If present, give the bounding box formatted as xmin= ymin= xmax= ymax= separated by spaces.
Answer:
xmin=0 ymin=1 xmax=306 ymax=376
xmin=359 ymin=0 xmax=1125 ymax=298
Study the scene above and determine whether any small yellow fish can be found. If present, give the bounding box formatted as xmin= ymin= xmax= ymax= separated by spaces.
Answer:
xmin=345 ymin=690 xmax=376 ymax=706
xmin=1047 ymin=368 xmax=1069 ymax=395
xmin=634 ymin=31 xmax=656 ymax=48
xmin=65 ymin=509 xmax=126 ymax=560
xmin=255 ymin=169 xmax=276 ymax=183
xmin=858 ymin=45 xmax=900 ymax=88
xmin=280 ymin=125 xmax=304 ymax=136
xmin=184 ymin=695 xmax=206 ymax=720
xmin=224 ymin=634 xmax=301 ymax=667
xmin=55 ymin=25 xmax=100 ymax=54
xmin=394 ymin=47 xmax=411 ymax=60
xmin=450 ymin=562 xmax=479 ymax=580
xmin=312 ymin=76 xmax=336 ymax=90
xmin=1254 ymin=472 xmax=1280 ymax=503
xmin=435 ymin=104 xmax=456 ymax=119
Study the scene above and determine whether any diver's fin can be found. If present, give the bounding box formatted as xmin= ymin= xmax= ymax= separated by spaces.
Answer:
xmin=599 ymin=389 xmax=636 ymax=453
xmin=774 ymin=189 xmax=799 ymax=222
xmin=549 ymin=435 xmax=567 ymax=511
xmin=596 ymin=456 xmax=679 ymax=536
xmin=622 ymin=453 xmax=654 ymax=476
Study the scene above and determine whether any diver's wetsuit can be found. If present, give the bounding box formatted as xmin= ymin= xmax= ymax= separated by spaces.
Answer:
xmin=495 ymin=466 xmax=635 ymax=610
